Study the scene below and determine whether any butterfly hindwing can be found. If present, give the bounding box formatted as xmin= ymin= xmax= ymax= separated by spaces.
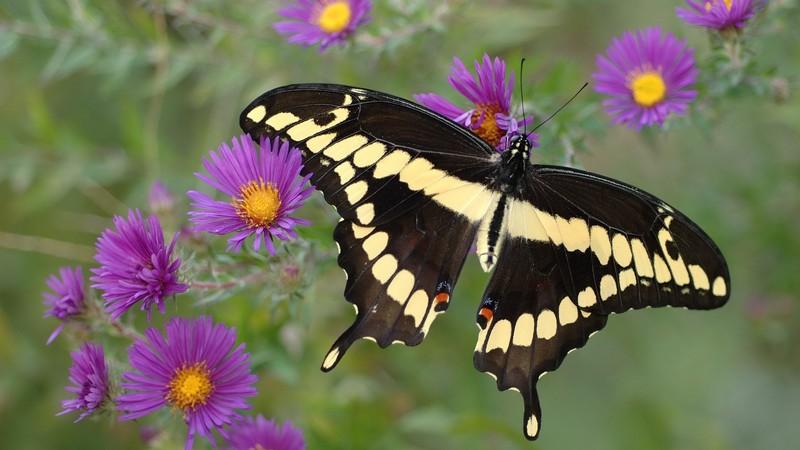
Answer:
xmin=474 ymin=232 xmax=610 ymax=440
xmin=322 ymin=200 xmax=478 ymax=371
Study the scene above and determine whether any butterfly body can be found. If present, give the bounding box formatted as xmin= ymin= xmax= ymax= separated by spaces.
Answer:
xmin=240 ymin=83 xmax=730 ymax=440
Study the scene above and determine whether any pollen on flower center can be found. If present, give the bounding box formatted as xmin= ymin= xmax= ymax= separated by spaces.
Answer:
xmin=167 ymin=362 xmax=213 ymax=411
xmin=628 ymin=71 xmax=666 ymax=108
xmin=705 ymin=0 xmax=733 ymax=11
xmin=234 ymin=180 xmax=282 ymax=229
xmin=317 ymin=1 xmax=351 ymax=33
xmin=470 ymin=104 xmax=504 ymax=148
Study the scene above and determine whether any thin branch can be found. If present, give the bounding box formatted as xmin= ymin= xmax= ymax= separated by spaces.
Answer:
xmin=0 ymin=231 xmax=95 ymax=261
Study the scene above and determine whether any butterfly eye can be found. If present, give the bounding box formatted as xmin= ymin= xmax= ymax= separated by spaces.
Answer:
xmin=508 ymin=134 xmax=523 ymax=145
xmin=506 ymin=133 xmax=532 ymax=153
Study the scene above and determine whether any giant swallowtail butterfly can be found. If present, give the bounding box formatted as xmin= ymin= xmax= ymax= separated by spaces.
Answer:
xmin=240 ymin=84 xmax=729 ymax=440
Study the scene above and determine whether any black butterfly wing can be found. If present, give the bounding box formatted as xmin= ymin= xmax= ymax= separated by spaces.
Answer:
xmin=474 ymin=232 xmax=609 ymax=440
xmin=527 ymin=165 xmax=729 ymax=314
xmin=323 ymin=201 xmax=477 ymax=371
xmin=240 ymin=83 xmax=500 ymax=361
xmin=240 ymin=84 xmax=497 ymax=227
xmin=473 ymin=165 xmax=730 ymax=440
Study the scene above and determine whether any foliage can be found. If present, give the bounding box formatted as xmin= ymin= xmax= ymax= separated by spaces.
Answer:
xmin=1 ymin=0 xmax=799 ymax=449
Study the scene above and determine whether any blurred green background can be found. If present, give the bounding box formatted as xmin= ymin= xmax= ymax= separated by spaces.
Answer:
xmin=1 ymin=1 xmax=798 ymax=449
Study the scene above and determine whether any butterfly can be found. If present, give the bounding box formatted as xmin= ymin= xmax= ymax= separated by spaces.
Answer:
xmin=239 ymin=83 xmax=730 ymax=440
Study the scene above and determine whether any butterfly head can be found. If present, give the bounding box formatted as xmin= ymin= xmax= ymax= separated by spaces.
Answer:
xmin=507 ymin=133 xmax=534 ymax=160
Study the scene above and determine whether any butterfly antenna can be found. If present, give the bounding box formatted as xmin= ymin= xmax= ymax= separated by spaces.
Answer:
xmin=531 ymin=82 xmax=588 ymax=132
xmin=518 ymin=58 xmax=527 ymax=137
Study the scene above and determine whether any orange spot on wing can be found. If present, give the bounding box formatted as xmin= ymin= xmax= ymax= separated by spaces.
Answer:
xmin=479 ymin=307 xmax=494 ymax=323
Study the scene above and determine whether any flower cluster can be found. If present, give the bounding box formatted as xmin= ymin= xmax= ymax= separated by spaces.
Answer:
xmin=267 ymin=0 xmax=763 ymax=131
xmin=589 ymin=1 xmax=764 ymax=129
xmin=47 ymin=134 xmax=314 ymax=447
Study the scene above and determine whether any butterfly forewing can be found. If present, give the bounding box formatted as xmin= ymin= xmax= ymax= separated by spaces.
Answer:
xmin=240 ymin=83 xmax=730 ymax=442
xmin=526 ymin=166 xmax=730 ymax=314
xmin=241 ymin=84 xmax=498 ymax=227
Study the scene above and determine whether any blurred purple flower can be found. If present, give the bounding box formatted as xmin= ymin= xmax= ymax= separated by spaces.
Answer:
xmin=274 ymin=0 xmax=372 ymax=51
xmin=414 ymin=53 xmax=535 ymax=151
xmin=58 ymin=342 xmax=110 ymax=422
xmin=43 ymin=266 xmax=86 ymax=344
xmin=117 ymin=316 xmax=258 ymax=450
xmin=676 ymin=0 xmax=762 ymax=30
xmin=90 ymin=209 xmax=188 ymax=321
xmin=225 ymin=415 xmax=306 ymax=450
xmin=148 ymin=180 xmax=175 ymax=215
xmin=592 ymin=28 xmax=699 ymax=130
xmin=188 ymin=135 xmax=313 ymax=255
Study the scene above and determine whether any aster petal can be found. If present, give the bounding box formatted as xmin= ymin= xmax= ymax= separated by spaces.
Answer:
xmin=448 ymin=56 xmax=485 ymax=105
xmin=412 ymin=93 xmax=468 ymax=121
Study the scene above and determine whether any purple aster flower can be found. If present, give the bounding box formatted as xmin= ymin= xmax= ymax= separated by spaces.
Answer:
xmin=148 ymin=180 xmax=175 ymax=215
xmin=225 ymin=415 xmax=306 ymax=450
xmin=117 ymin=316 xmax=258 ymax=450
xmin=414 ymin=53 xmax=536 ymax=151
xmin=43 ymin=266 xmax=86 ymax=344
xmin=187 ymin=135 xmax=313 ymax=255
xmin=90 ymin=209 xmax=189 ymax=321
xmin=677 ymin=0 xmax=763 ymax=30
xmin=58 ymin=341 xmax=110 ymax=422
xmin=274 ymin=0 xmax=372 ymax=51
xmin=592 ymin=28 xmax=699 ymax=130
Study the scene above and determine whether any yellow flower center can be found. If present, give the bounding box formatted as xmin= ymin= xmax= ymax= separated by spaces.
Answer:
xmin=317 ymin=1 xmax=352 ymax=33
xmin=234 ymin=180 xmax=282 ymax=229
xmin=470 ymin=104 xmax=504 ymax=148
xmin=705 ymin=0 xmax=733 ymax=11
xmin=166 ymin=362 xmax=213 ymax=411
xmin=628 ymin=71 xmax=666 ymax=108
